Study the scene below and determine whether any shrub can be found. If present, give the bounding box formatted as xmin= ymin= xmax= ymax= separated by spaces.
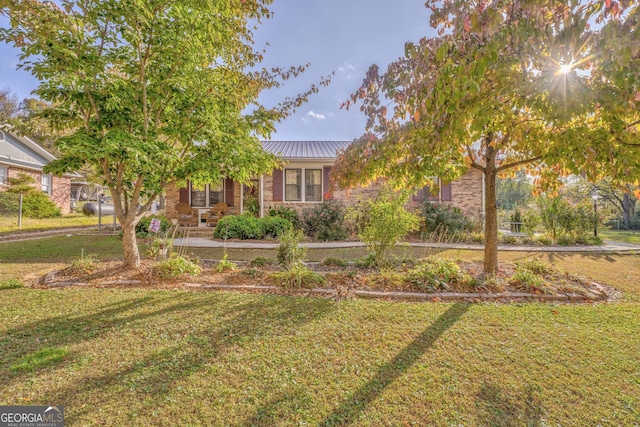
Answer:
xmin=21 ymin=191 xmax=61 ymax=218
xmin=302 ymin=200 xmax=347 ymax=241
xmin=263 ymin=216 xmax=293 ymax=238
xmin=355 ymin=254 xmax=377 ymax=269
xmin=216 ymin=253 xmax=237 ymax=272
xmin=249 ymin=256 xmax=276 ymax=267
xmin=321 ymin=257 xmax=347 ymax=267
xmin=136 ymin=215 xmax=172 ymax=238
xmin=537 ymin=196 xmax=595 ymax=242
xmin=359 ymin=189 xmax=420 ymax=267
xmin=407 ymin=257 xmax=474 ymax=292
xmin=69 ymin=251 xmax=97 ymax=273
xmin=521 ymin=208 xmax=541 ymax=236
xmin=509 ymin=266 xmax=549 ymax=293
xmin=422 ymin=202 xmax=473 ymax=237
xmin=155 ymin=254 xmax=201 ymax=277
xmin=270 ymin=264 xmax=326 ymax=289
xmin=268 ymin=206 xmax=301 ymax=229
xmin=5 ymin=172 xmax=61 ymax=218
xmin=213 ymin=214 xmax=292 ymax=240
xmin=277 ymin=228 xmax=307 ymax=270
xmin=515 ymin=257 xmax=555 ymax=275
xmin=146 ymin=237 xmax=173 ymax=260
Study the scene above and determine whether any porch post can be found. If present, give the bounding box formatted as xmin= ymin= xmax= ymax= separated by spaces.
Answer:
xmin=260 ymin=175 xmax=264 ymax=218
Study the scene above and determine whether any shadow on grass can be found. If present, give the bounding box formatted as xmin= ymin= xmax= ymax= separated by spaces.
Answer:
xmin=318 ymin=303 xmax=469 ymax=426
xmin=1 ymin=291 xmax=334 ymax=424
xmin=475 ymin=381 xmax=546 ymax=426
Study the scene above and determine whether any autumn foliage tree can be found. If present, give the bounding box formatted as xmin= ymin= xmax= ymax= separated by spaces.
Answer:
xmin=1 ymin=0 xmax=329 ymax=267
xmin=334 ymin=0 xmax=640 ymax=274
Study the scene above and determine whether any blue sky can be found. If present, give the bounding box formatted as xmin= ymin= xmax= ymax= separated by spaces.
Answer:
xmin=0 ymin=0 xmax=434 ymax=141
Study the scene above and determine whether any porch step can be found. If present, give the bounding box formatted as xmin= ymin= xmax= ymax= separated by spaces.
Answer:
xmin=177 ymin=227 xmax=214 ymax=238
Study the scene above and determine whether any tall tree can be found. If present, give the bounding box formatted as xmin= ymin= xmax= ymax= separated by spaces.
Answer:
xmin=1 ymin=0 xmax=328 ymax=267
xmin=334 ymin=0 xmax=640 ymax=274
xmin=0 ymin=87 xmax=20 ymax=124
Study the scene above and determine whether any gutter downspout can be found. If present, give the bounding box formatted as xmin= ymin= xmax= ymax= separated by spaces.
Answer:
xmin=260 ymin=175 xmax=264 ymax=218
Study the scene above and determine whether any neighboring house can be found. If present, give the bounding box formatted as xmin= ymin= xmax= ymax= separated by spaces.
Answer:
xmin=0 ymin=128 xmax=72 ymax=214
xmin=166 ymin=141 xmax=484 ymax=226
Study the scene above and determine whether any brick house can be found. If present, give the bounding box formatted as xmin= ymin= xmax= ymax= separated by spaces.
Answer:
xmin=0 ymin=128 xmax=72 ymax=214
xmin=165 ymin=141 xmax=484 ymax=226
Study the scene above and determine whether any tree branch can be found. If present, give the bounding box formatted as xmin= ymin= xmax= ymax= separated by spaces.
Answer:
xmin=496 ymin=156 xmax=542 ymax=173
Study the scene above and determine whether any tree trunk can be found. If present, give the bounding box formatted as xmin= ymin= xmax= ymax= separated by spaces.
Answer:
xmin=121 ymin=219 xmax=141 ymax=268
xmin=483 ymin=146 xmax=499 ymax=275
xmin=622 ymin=193 xmax=633 ymax=229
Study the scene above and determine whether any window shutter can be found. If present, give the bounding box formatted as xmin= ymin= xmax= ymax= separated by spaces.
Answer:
xmin=272 ymin=169 xmax=283 ymax=202
xmin=323 ymin=166 xmax=333 ymax=200
xmin=179 ymin=186 xmax=189 ymax=203
xmin=225 ymin=179 xmax=235 ymax=206
xmin=441 ymin=182 xmax=452 ymax=201
xmin=413 ymin=187 xmax=425 ymax=202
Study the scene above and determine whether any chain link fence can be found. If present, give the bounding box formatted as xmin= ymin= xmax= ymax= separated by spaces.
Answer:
xmin=0 ymin=192 xmax=23 ymax=230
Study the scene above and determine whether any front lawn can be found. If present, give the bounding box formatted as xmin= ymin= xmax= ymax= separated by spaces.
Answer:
xmin=600 ymin=229 xmax=640 ymax=245
xmin=2 ymin=235 xmax=640 ymax=425
xmin=0 ymin=213 xmax=100 ymax=234
xmin=0 ymin=288 xmax=639 ymax=426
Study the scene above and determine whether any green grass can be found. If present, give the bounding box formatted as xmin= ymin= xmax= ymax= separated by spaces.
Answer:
xmin=0 ymin=213 xmax=100 ymax=234
xmin=0 ymin=289 xmax=639 ymax=426
xmin=0 ymin=235 xmax=132 ymax=282
xmin=600 ymin=229 xmax=640 ymax=245
xmin=1 ymin=236 xmax=640 ymax=425
xmin=10 ymin=347 xmax=69 ymax=372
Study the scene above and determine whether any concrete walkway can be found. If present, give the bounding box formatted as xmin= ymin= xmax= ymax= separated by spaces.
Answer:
xmin=174 ymin=236 xmax=640 ymax=253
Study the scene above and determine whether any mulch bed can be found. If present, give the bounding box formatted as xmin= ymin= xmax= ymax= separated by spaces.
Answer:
xmin=33 ymin=257 xmax=619 ymax=304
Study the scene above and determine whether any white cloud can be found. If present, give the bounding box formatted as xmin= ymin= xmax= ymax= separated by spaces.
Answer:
xmin=307 ymin=110 xmax=326 ymax=120
xmin=338 ymin=63 xmax=356 ymax=72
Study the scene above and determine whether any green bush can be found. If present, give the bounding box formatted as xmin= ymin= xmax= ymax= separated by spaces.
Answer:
xmin=249 ymin=256 xmax=276 ymax=267
xmin=359 ymin=189 xmax=420 ymax=267
xmin=321 ymin=257 xmax=347 ymax=267
xmin=213 ymin=214 xmax=291 ymax=240
xmin=422 ymin=202 xmax=473 ymax=236
xmin=408 ymin=257 xmax=474 ymax=292
xmin=21 ymin=191 xmax=61 ymax=218
xmin=215 ymin=253 xmax=237 ymax=272
xmin=537 ymin=196 xmax=595 ymax=242
xmin=302 ymin=200 xmax=347 ymax=241
xmin=155 ymin=254 xmax=201 ymax=277
xmin=4 ymin=173 xmax=61 ymax=218
xmin=268 ymin=206 xmax=301 ymax=229
xmin=136 ymin=215 xmax=172 ymax=238
xmin=270 ymin=264 xmax=326 ymax=289
xmin=277 ymin=228 xmax=306 ymax=270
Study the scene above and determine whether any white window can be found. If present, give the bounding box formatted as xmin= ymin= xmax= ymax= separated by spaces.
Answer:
xmin=285 ymin=169 xmax=302 ymax=201
xmin=284 ymin=168 xmax=323 ymax=202
xmin=41 ymin=174 xmax=51 ymax=194
xmin=305 ymin=169 xmax=322 ymax=202
xmin=190 ymin=180 xmax=224 ymax=206
xmin=0 ymin=166 xmax=7 ymax=186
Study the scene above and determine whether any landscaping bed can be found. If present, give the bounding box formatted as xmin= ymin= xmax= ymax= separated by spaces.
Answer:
xmin=37 ymin=255 xmax=616 ymax=303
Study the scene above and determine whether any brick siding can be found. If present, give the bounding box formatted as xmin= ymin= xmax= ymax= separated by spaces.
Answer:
xmin=1 ymin=166 xmax=71 ymax=214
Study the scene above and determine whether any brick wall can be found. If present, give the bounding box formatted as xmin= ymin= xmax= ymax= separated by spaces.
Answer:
xmin=166 ymin=169 xmax=484 ymax=220
xmin=2 ymin=166 xmax=71 ymax=214
xmin=51 ymin=176 xmax=71 ymax=214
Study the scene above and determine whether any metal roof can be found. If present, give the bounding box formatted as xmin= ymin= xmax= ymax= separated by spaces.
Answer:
xmin=262 ymin=141 xmax=351 ymax=159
